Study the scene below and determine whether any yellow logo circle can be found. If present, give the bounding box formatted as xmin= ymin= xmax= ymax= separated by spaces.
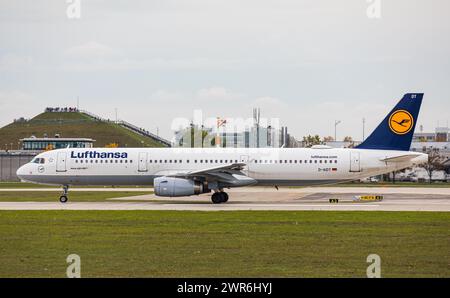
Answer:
xmin=389 ymin=110 xmax=413 ymax=135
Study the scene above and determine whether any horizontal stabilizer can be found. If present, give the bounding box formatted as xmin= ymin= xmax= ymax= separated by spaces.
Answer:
xmin=380 ymin=154 xmax=422 ymax=163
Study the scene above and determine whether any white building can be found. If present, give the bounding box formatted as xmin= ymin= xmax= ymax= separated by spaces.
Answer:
xmin=174 ymin=125 xmax=294 ymax=148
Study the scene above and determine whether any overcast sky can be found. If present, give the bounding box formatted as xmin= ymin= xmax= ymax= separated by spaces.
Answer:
xmin=1 ymin=0 xmax=449 ymax=141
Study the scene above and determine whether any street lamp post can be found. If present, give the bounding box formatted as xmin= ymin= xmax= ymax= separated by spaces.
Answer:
xmin=334 ymin=120 xmax=341 ymax=141
xmin=362 ymin=118 xmax=366 ymax=141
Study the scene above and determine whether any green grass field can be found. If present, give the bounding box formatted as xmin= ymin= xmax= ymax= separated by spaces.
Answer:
xmin=0 ymin=211 xmax=448 ymax=278
xmin=0 ymin=182 xmax=58 ymax=188
xmin=0 ymin=191 xmax=149 ymax=202
xmin=0 ymin=182 xmax=152 ymax=189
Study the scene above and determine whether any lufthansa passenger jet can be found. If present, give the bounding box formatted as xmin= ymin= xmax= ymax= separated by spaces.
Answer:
xmin=17 ymin=93 xmax=428 ymax=204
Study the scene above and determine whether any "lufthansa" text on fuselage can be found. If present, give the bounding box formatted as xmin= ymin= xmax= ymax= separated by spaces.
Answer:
xmin=70 ymin=151 xmax=128 ymax=159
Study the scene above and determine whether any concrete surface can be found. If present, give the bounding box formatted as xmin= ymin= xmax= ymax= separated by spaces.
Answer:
xmin=0 ymin=187 xmax=449 ymax=211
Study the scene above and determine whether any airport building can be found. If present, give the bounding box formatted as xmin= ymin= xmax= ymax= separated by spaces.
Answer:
xmin=174 ymin=125 xmax=296 ymax=148
xmin=413 ymin=127 xmax=449 ymax=142
xmin=173 ymin=108 xmax=299 ymax=148
xmin=21 ymin=137 xmax=95 ymax=151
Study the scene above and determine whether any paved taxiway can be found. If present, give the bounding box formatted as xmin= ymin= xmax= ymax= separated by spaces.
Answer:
xmin=0 ymin=187 xmax=449 ymax=211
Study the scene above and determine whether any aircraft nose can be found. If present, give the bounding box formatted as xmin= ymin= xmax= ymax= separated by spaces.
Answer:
xmin=16 ymin=165 xmax=28 ymax=181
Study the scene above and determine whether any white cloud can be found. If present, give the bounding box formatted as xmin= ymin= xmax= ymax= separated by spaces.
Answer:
xmin=0 ymin=91 xmax=39 ymax=127
xmin=64 ymin=42 xmax=117 ymax=60
xmin=195 ymin=87 xmax=245 ymax=102
xmin=0 ymin=90 xmax=34 ymax=104
xmin=0 ymin=53 xmax=33 ymax=71
xmin=61 ymin=56 xmax=243 ymax=72
xmin=149 ymin=90 xmax=185 ymax=103
xmin=251 ymin=96 xmax=286 ymax=108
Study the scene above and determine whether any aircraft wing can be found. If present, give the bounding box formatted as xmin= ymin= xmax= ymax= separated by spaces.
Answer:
xmin=380 ymin=153 xmax=422 ymax=163
xmin=181 ymin=162 xmax=246 ymax=176
xmin=167 ymin=163 xmax=256 ymax=186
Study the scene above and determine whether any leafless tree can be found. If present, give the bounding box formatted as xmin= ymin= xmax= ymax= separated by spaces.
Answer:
xmin=343 ymin=136 xmax=353 ymax=142
xmin=421 ymin=150 xmax=445 ymax=183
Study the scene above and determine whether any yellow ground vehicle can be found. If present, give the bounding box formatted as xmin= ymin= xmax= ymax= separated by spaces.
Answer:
xmin=353 ymin=195 xmax=384 ymax=202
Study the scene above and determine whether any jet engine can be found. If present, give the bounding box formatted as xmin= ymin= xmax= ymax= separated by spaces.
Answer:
xmin=154 ymin=177 xmax=209 ymax=197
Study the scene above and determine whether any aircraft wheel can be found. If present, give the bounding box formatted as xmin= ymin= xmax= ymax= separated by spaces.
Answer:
xmin=59 ymin=196 xmax=68 ymax=203
xmin=211 ymin=193 xmax=222 ymax=204
xmin=221 ymin=192 xmax=229 ymax=203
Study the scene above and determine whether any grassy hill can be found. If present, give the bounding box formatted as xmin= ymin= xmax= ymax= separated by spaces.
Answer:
xmin=0 ymin=112 xmax=166 ymax=148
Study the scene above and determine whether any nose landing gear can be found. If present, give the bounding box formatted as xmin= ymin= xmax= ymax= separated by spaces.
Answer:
xmin=59 ymin=185 xmax=69 ymax=203
xmin=211 ymin=191 xmax=229 ymax=204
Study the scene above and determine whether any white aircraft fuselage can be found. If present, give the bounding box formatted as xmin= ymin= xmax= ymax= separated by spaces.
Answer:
xmin=17 ymin=147 xmax=427 ymax=187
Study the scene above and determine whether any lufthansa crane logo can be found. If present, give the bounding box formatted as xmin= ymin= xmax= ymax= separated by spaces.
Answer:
xmin=389 ymin=110 xmax=413 ymax=135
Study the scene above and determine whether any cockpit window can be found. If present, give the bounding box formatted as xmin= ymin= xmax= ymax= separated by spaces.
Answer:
xmin=32 ymin=158 xmax=45 ymax=164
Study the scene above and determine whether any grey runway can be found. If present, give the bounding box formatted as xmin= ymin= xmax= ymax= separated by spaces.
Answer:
xmin=1 ymin=187 xmax=449 ymax=211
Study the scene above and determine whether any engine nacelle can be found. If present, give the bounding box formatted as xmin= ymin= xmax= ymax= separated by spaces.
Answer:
xmin=154 ymin=177 xmax=207 ymax=197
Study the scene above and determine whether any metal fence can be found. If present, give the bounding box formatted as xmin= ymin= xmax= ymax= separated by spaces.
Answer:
xmin=0 ymin=152 xmax=37 ymax=181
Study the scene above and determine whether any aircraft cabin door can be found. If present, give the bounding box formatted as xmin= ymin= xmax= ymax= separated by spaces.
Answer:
xmin=138 ymin=152 xmax=148 ymax=172
xmin=56 ymin=152 xmax=67 ymax=172
xmin=350 ymin=152 xmax=361 ymax=172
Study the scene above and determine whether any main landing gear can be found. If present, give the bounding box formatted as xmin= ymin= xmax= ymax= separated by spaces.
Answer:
xmin=59 ymin=185 xmax=69 ymax=203
xmin=211 ymin=191 xmax=229 ymax=204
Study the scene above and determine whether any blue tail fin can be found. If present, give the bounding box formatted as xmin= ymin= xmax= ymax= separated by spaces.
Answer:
xmin=356 ymin=93 xmax=423 ymax=151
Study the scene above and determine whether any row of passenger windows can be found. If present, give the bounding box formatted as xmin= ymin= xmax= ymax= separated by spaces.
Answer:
xmin=74 ymin=159 xmax=133 ymax=164
xmin=148 ymin=159 xmax=338 ymax=164
xmin=254 ymin=159 xmax=337 ymax=164
xmin=73 ymin=159 xmax=338 ymax=165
